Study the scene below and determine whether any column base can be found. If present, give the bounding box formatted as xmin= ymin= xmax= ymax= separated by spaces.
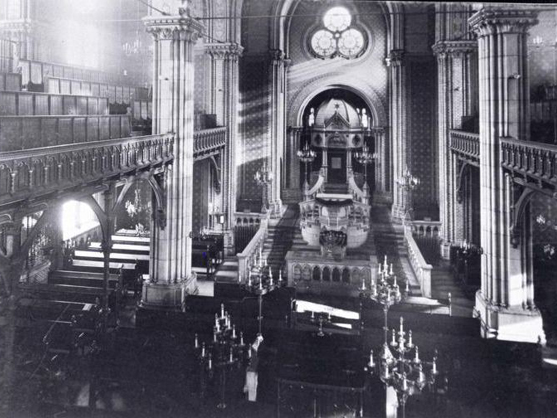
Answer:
xmin=391 ymin=204 xmax=407 ymax=222
xmin=440 ymin=241 xmax=452 ymax=260
xmin=474 ymin=290 xmax=546 ymax=344
xmin=223 ymin=229 xmax=235 ymax=256
xmin=140 ymin=274 xmax=198 ymax=311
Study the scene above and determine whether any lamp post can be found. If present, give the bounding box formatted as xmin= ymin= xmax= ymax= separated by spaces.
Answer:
xmin=396 ymin=166 xmax=420 ymax=221
xmin=195 ymin=307 xmax=250 ymax=409
xmin=254 ymin=161 xmax=274 ymax=213
xmin=297 ymin=141 xmax=316 ymax=198
xmin=355 ymin=139 xmax=377 ymax=200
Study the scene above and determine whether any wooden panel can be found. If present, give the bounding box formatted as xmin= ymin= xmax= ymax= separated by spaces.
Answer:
xmin=63 ymin=96 xmax=77 ymax=115
xmin=107 ymin=86 xmax=116 ymax=102
xmin=0 ymin=118 xmax=22 ymax=151
xmin=133 ymin=101 xmax=141 ymax=119
xmin=60 ymin=79 xmax=71 ymax=95
xmin=74 ymin=68 xmax=83 ymax=81
xmin=5 ymin=74 xmax=21 ymax=91
xmin=53 ymin=65 xmax=64 ymax=78
xmin=50 ymin=95 xmax=63 ymax=115
xmin=35 ymin=94 xmax=49 ymax=115
xmin=73 ymin=117 xmax=86 ymax=142
xmin=99 ymin=117 xmax=110 ymax=140
xmin=20 ymin=62 xmax=30 ymax=86
xmin=58 ymin=117 xmax=74 ymax=144
xmin=31 ymin=62 xmax=43 ymax=84
xmin=63 ymin=67 xmax=73 ymax=79
xmin=70 ymin=80 xmax=81 ymax=95
xmin=18 ymin=94 xmax=34 ymax=116
xmin=110 ymin=116 xmax=120 ymax=138
xmin=77 ymin=97 xmax=88 ymax=115
xmin=87 ymin=117 xmax=99 ymax=141
xmin=0 ymin=92 xmax=17 ymax=115
xmin=42 ymin=118 xmax=59 ymax=146
xmin=43 ymin=64 xmax=53 ymax=79
xmin=115 ymin=86 xmax=123 ymax=103
xmin=99 ymin=98 xmax=108 ymax=115
xmin=147 ymin=102 xmax=152 ymax=118
xmin=47 ymin=78 xmax=60 ymax=94
xmin=87 ymin=97 xmax=98 ymax=115
xmin=22 ymin=117 xmax=41 ymax=148
xmin=121 ymin=116 xmax=130 ymax=137
xmin=91 ymin=83 xmax=100 ymax=97
xmin=81 ymin=82 xmax=92 ymax=96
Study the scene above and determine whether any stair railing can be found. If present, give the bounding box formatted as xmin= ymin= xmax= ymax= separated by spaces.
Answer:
xmin=237 ymin=212 xmax=271 ymax=282
xmin=404 ymin=225 xmax=433 ymax=298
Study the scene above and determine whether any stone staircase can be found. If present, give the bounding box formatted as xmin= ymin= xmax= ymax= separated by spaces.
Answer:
xmin=261 ymin=205 xmax=299 ymax=276
xmin=213 ymin=257 xmax=239 ymax=283
xmin=430 ymin=261 xmax=475 ymax=317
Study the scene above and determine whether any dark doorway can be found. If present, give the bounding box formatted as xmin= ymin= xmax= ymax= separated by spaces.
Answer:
xmin=327 ymin=150 xmax=346 ymax=184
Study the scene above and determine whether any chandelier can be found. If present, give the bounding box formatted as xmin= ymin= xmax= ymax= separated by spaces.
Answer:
xmin=254 ymin=161 xmax=274 ymax=213
xmin=122 ymin=30 xmax=152 ymax=56
xmin=355 ymin=139 xmax=377 ymax=195
xmin=396 ymin=166 xmax=420 ymax=191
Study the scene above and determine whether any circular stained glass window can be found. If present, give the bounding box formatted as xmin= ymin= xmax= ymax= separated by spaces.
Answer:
xmin=310 ymin=7 xmax=366 ymax=59
xmin=338 ymin=29 xmax=364 ymax=58
xmin=311 ymin=30 xmax=336 ymax=57
xmin=323 ymin=7 xmax=352 ymax=32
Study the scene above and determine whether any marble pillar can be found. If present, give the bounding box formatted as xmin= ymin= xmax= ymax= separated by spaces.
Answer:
xmin=433 ymin=41 xmax=477 ymax=258
xmin=141 ymin=7 xmax=204 ymax=310
xmin=387 ymin=50 xmax=409 ymax=221
xmin=469 ymin=7 xmax=544 ymax=343
xmin=206 ymin=42 xmax=243 ymax=255
xmin=269 ymin=49 xmax=290 ymax=217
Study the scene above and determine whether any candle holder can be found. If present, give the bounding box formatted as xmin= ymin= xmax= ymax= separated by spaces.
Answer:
xmin=195 ymin=307 xmax=250 ymax=409
xmin=395 ymin=166 xmax=420 ymax=221
xmin=241 ymin=260 xmax=285 ymax=337
xmin=355 ymin=139 xmax=377 ymax=197
xmin=310 ymin=311 xmax=332 ymax=337
xmin=254 ymin=161 xmax=274 ymax=213
xmin=360 ymin=255 xmax=408 ymax=364
xmin=366 ymin=315 xmax=439 ymax=418
xmin=297 ymin=141 xmax=316 ymax=198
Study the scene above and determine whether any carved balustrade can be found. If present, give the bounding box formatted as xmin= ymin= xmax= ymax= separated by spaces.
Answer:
xmin=404 ymin=226 xmax=433 ymax=298
xmin=236 ymin=213 xmax=270 ymax=282
xmin=193 ymin=127 xmax=227 ymax=160
xmin=450 ymin=130 xmax=480 ymax=165
xmin=500 ymin=137 xmax=557 ymax=191
xmin=409 ymin=220 xmax=442 ymax=237
xmin=0 ymin=134 xmax=174 ymax=207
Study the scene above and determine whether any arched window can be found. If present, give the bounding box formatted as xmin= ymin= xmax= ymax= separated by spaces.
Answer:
xmin=310 ymin=7 xmax=366 ymax=59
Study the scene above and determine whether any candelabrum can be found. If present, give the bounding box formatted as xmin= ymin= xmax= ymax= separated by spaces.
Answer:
xmin=395 ymin=166 xmax=420 ymax=220
xmin=310 ymin=311 xmax=332 ymax=337
xmin=459 ymin=239 xmax=483 ymax=257
xmin=297 ymin=142 xmax=316 ymax=197
xmin=360 ymin=255 xmax=408 ymax=364
xmin=195 ymin=305 xmax=250 ymax=409
xmin=366 ymin=316 xmax=439 ymax=418
xmin=254 ymin=161 xmax=274 ymax=213
xmin=240 ymin=247 xmax=286 ymax=336
xmin=355 ymin=140 xmax=377 ymax=197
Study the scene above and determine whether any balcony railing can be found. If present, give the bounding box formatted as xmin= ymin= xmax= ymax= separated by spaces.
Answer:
xmin=193 ymin=127 xmax=227 ymax=159
xmin=450 ymin=130 xmax=480 ymax=164
xmin=500 ymin=137 xmax=557 ymax=188
xmin=0 ymin=134 xmax=174 ymax=206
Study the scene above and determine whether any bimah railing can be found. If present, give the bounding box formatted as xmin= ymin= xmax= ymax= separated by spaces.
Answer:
xmin=404 ymin=225 xmax=433 ymax=298
xmin=450 ymin=130 xmax=480 ymax=165
xmin=236 ymin=213 xmax=270 ymax=282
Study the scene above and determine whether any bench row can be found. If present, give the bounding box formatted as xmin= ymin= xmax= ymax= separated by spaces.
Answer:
xmin=0 ymin=91 xmax=109 ymax=116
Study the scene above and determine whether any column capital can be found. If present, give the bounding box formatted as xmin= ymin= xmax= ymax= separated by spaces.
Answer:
xmin=432 ymin=40 xmax=477 ymax=58
xmin=468 ymin=8 xmax=538 ymax=37
xmin=143 ymin=14 xmax=205 ymax=42
xmin=205 ymin=42 xmax=244 ymax=60
xmin=385 ymin=49 xmax=404 ymax=67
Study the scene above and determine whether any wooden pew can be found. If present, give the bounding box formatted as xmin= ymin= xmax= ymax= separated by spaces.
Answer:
xmin=49 ymin=270 xmax=119 ymax=289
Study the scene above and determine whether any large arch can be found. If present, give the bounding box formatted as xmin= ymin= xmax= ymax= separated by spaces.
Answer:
xmin=288 ymin=73 xmax=388 ymax=128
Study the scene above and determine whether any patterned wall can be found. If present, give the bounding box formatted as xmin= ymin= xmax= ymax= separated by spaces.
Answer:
xmin=529 ymin=10 xmax=557 ymax=96
xmin=194 ymin=50 xmax=209 ymax=121
xmin=409 ymin=59 xmax=438 ymax=219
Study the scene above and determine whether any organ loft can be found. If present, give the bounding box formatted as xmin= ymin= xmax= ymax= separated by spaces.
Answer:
xmin=0 ymin=1 xmax=557 ymax=417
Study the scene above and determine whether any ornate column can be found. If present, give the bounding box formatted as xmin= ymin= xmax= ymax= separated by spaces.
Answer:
xmin=206 ymin=42 xmax=243 ymax=256
xmin=433 ymin=41 xmax=477 ymax=258
xmin=141 ymin=5 xmax=204 ymax=310
xmin=469 ymin=7 xmax=544 ymax=343
xmin=387 ymin=50 xmax=409 ymax=221
xmin=269 ymin=49 xmax=290 ymax=217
